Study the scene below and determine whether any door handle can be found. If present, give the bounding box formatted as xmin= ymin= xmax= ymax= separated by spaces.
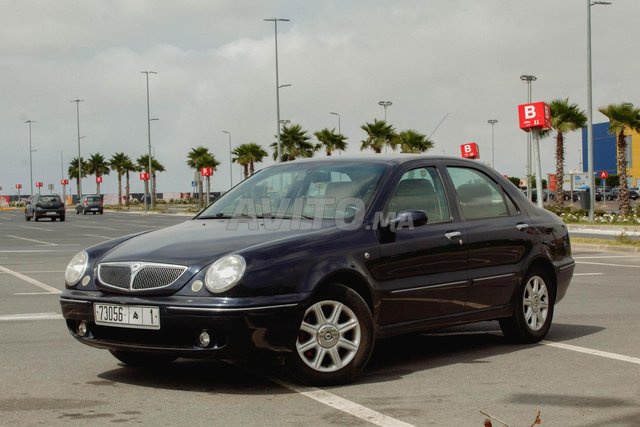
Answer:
xmin=445 ymin=231 xmax=463 ymax=245
xmin=516 ymin=223 xmax=530 ymax=231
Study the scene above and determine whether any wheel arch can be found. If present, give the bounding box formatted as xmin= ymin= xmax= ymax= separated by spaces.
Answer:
xmin=523 ymin=256 xmax=558 ymax=299
xmin=311 ymin=270 xmax=375 ymax=314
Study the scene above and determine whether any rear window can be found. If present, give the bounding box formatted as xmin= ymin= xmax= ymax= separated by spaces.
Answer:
xmin=87 ymin=197 xmax=101 ymax=202
xmin=40 ymin=196 xmax=61 ymax=203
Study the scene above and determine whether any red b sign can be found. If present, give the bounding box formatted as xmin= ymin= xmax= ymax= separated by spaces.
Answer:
xmin=61 ymin=179 xmax=69 ymax=185
xmin=139 ymin=172 xmax=150 ymax=181
xmin=16 ymin=184 xmax=22 ymax=190
xmin=599 ymin=171 xmax=609 ymax=179
xmin=518 ymin=102 xmax=551 ymax=131
xmin=201 ymin=167 xmax=214 ymax=177
xmin=36 ymin=181 xmax=43 ymax=188
xmin=96 ymin=176 xmax=103 ymax=184
xmin=460 ymin=143 xmax=480 ymax=159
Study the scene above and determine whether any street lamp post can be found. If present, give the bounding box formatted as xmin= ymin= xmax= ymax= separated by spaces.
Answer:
xmin=141 ymin=71 xmax=157 ymax=213
xmin=520 ymin=75 xmax=537 ymax=200
xmin=587 ymin=0 xmax=611 ymax=221
xmin=25 ymin=120 xmax=36 ymax=196
xmin=378 ymin=101 xmax=392 ymax=121
xmin=223 ymin=130 xmax=232 ymax=188
xmin=70 ymin=99 xmax=84 ymax=200
xmin=488 ymin=119 xmax=498 ymax=168
xmin=264 ymin=17 xmax=290 ymax=163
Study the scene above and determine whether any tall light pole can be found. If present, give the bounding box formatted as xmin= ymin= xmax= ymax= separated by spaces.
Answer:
xmin=70 ymin=99 xmax=84 ymax=199
xmin=378 ymin=101 xmax=392 ymax=121
xmin=587 ymin=1 xmax=611 ymax=221
xmin=265 ymin=17 xmax=290 ymax=163
xmin=488 ymin=119 xmax=498 ymax=168
xmin=25 ymin=120 xmax=36 ymax=196
xmin=223 ymin=130 xmax=232 ymax=188
xmin=520 ymin=75 xmax=536 ymax=200
xmin=141 ymin=70 xmax=157 ymax=213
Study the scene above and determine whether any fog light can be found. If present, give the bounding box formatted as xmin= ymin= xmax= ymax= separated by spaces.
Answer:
xmin=191 ymin=280 xmax=203 ymax=293
xmin=198 ymin=330 xmax=211 ymax=347
xmin=77 ymin=321 xmax=88 ymax=337
xmin=81 ymin=276 xmax=90 ymax=287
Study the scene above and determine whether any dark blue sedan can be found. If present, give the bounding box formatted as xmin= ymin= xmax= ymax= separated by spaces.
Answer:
xmin=60 ymin=156 xmax=574 ymax=385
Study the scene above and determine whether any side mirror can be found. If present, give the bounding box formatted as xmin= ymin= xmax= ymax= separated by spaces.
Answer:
xmin=391 ymin=210 xmax=428 ymax=229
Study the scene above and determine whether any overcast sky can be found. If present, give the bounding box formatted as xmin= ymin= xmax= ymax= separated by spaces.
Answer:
xmin=2 ymin=0 xmax=638 ymax=196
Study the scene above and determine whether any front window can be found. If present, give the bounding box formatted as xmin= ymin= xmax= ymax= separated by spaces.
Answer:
xmin=198 ymin=161 xmax=388 ymax=220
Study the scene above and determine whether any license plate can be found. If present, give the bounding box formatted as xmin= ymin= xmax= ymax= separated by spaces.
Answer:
xmin=90 ymin=208 xmax=98 ymax=211
xmin=94 ymin=303 xmax=160 ymax=330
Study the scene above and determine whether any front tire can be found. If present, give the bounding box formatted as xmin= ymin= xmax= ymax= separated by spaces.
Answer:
xmin=109 ymin=350 xmax=177 ymax=367
xmin=500 ymin=268 xmax=554 ymax=343
xmin=287 ymin=284 xmax=374 ymax=386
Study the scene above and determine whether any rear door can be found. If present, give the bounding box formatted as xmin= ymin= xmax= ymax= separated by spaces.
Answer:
xmin=445 ymin=165 xmax=531 ymax=310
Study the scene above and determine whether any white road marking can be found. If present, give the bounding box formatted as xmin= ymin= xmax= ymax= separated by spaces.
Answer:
xmin=14 ymin=292 xmax=61 ymax=295
xmin=0 ymin=313 xmax=63 ymax=321
xmin=0 ymin=250 xmax=77 ymax=253
xmin=6 ymin=235 xmax=57 ymax=246
xmin=0 ymin=266 xmax=61 ymax=294
xmin=542 ymin=341 xmax=640 ymax=365
xmin=573 ymin=272 xmax=604 ymax=276
xmin=268 ymin=376 xmax=415 ymax=427
xmin=71 ymin=224 xmax=118 ymax=231
xmin=576 ymin=261 xmax=640 ymax=268
xmin=574 ymin=255 xmax=640 ymax=259
xmin=19 ymin=225 xmax=53 ymax=232
xmin=82 ymin=233 xmax=112 ymax=239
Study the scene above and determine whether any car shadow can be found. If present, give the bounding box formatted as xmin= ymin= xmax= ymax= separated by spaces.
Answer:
xmin=97 ymin=322 xmax=605 ymax=392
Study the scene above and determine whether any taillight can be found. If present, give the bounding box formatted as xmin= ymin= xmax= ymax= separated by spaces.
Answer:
xmin=83 ymin=200 xmax=88 ymax=206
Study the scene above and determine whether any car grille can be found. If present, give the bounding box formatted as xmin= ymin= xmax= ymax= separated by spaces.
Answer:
xmin=97 ymin=262 xmax=188 ymax=292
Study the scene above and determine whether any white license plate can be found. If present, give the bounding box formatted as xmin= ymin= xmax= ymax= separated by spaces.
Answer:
xmin=94 ymin=303 xmax=160 ymax=330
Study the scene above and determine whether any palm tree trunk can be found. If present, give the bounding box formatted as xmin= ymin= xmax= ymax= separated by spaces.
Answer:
xmin=125 ymin=172 xmax=130 ymax=208
xmin=554 ymin=132 xmax=565 ymax=209
xmin=617 ymin=131 xmax=631 ymax=215
xmin=117 ymin=173 xmax=123 ymax=207
xmin=151 ymin=172 xmax=157 ymax=209
xmin=198 ymin=178 xmax=204 ymax=208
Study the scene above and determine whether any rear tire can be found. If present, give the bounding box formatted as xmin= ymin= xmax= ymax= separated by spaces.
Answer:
xmin=60 ymin=215 xmax=65 ymax=222
xmin=25 ymin=211 xmax=31 ymax=221
xmin=500 ymin=268 xmax=555 ymax=344
xmin=287 ymin=283 xmax=374 ymax=386
xmin=109 ymin=350 xmax=177 ymax=367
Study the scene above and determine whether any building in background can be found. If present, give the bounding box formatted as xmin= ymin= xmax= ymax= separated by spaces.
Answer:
xmin=581 ymin=122 xmax=639 ymax=187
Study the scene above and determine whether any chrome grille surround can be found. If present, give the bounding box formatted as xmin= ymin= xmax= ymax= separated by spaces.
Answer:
xmin=97 ymin=262 xmax=188 ymax=292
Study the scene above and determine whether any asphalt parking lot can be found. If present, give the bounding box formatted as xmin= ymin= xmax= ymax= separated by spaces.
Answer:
xmin=1 ymin=209 xmax=639 ymax=426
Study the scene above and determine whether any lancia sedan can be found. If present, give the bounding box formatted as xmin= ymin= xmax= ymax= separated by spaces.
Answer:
xmin=60 ymin=156 xmax=574 ymax=385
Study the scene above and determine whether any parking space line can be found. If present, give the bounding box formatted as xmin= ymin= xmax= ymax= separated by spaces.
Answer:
xmin=0 ymin=266 xmax=61 ymax=294
xmin=71 ymin=225 xmax=119 ymax=231
xmin=576 ymin=261 xmax=640 ymax=268
xmin=574 ymin=255 xmax=640 ymax=259
xmin=0 ymin=313 xmax=63 ymax=321
xmin=267 ymin=376 xmax=415 ymax=427
xmin=542 ymin=341 xmax=640 ymax=365
xmin=573 ymin=272 xmax=604 ymax=276
xmin=7 ymin=235 xmax=57 ymax=246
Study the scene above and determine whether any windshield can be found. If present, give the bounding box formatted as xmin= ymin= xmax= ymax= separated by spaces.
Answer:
xmin=198 ymin=161 xmax=388 ymax=220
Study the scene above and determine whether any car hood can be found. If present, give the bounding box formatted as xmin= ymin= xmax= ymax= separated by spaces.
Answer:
xmin=99 ymin=218 xmax=323 ymax=266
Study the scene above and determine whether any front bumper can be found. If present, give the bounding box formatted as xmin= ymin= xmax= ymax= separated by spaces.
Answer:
xmin=59 ymin=290 xmax=305 ymax=358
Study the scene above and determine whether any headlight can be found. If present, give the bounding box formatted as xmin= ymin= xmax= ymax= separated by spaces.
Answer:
xmin=204 ymin=255 xmax=246 ymax=293
xmin=65 ymin=251 xmax=88 ymax=285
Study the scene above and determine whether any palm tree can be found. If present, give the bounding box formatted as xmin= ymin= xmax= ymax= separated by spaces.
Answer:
xmin=543 ymin=99 xmax=587 ymax=208
xmin=110 ymin=152 xmax=133 ymax=207
xmin=233 ymin=143 xmax=268 ymax=179
xmin=314 ymin=128 xmax=348 ymax=156
xmin=68 ymin=157 xmax=88 ymax=198
xmin=598 ymin=102 xmax=640 ymax=215
xmin=186 ymin=146 xmax=220 ymax=208
xmin=397 ymin=129 xmax=434 ymax=153
xmin=85 ymin=153 xmax=110 ymax=195
xmin=360 ymin=119 xmax=397 ymax=153
xmin=270 ymin=124 xmax=317 ymax=162
xmin=137 ymin=154 xmax=165 ymax=209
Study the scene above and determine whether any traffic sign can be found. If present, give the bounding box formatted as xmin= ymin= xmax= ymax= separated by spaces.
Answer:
xmin=16 ymin=184 xmax=22 ymax=189
xmin=61 ymin=179 xmax=69 ymax=185
xmin=35 ymin=181 xmax=43 ymax=188
xmin=139 ymin=172 xmax=150 ymax=181
xmin=201 ymin=167 xmax=214 ymax=177
xmin=599 ymin=171 xmax=609 ymax=179
xmin=96 ymin=176 xmax=103 ymax=184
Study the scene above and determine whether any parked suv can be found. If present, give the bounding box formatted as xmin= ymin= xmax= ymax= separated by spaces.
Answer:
xmin=76 ymin=194 xmax=103 ymax=215
xmin=25 ymin=194 xmax=65 ymax=222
